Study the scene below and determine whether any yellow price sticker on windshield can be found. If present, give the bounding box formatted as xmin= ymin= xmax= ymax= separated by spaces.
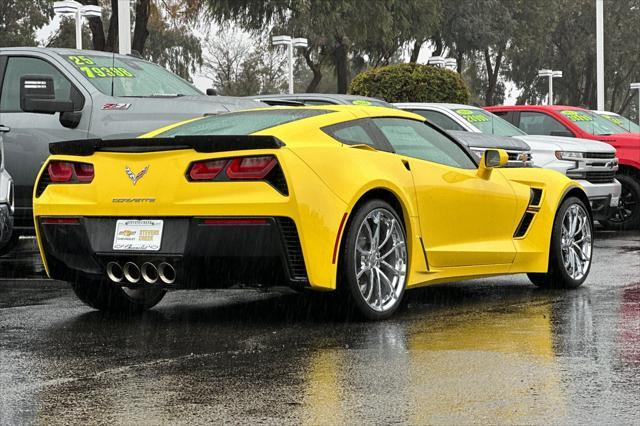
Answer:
xmin=601 ymin=115 xmax=624 ymax=126
xmin=561 ymin=110 xmax=592 ymax=122
xmin=78 ymin=66 xmax=134 ymax=79
xmin=455 ymin=109 xmax=490 ymax=123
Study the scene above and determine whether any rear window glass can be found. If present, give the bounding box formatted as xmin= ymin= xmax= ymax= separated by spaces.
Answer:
xmin=156 ymin=109 xmax=331 ymax=137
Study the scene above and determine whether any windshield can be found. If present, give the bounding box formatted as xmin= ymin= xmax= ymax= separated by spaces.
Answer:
xmin=452 ymin=108 xmax=526 ymax=137
xmin=560 ymin=110 xmax=630 ymax=135
xmin=597 ymin=112 xmax=640 ymax=133
xmin=156 ymin=109 xmax=330 ymax=137
xmin=64 ymin=54 xmax=201 ymax=97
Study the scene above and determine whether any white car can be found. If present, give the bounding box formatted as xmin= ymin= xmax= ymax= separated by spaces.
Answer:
xmin=395 ymin=103 xmax=621 ymax=221
xmin=592 ymin=110 xmax=640 ymax=133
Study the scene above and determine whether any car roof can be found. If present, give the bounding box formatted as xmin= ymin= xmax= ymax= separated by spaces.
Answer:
xmin=143 ymin=105 xmax=422 ymax=139
xmin=592 ymin=110 xmax=618 ymax=116
xmin=486 ymin=105 xmax=586 ymax=111
xmin=252 ymin=93 xmax=392 ymax=106
xmin=0 ymin=46 xmax=139 ymax=61
xmin=394 ymin=102 xmax=479 ymax=111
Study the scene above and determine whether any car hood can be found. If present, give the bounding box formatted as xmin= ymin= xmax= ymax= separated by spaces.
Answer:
xmin=448 ymin=131 xmax=530 ymax=151
xmin=513 ymin=135 xmax=616 ymax=153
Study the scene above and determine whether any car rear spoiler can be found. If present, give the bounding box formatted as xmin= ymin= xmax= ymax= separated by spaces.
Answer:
xmin=49 ymin=135 xmax=285 ymax=156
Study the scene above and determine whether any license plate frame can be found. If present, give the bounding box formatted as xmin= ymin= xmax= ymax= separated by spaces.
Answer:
xmin=113 ymin=219 xmax=163 ymax=251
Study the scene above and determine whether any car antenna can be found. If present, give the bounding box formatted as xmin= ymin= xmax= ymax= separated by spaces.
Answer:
xmin=110 ymin=49 xmax=115 ymax=97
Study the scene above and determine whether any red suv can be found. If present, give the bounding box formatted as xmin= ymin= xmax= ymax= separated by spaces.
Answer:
xmin=486 ymin=105 xmax=640 ymax=229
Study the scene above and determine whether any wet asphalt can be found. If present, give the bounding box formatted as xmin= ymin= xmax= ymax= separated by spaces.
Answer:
xmin=0 ymin=231 xmax=638 ymax=425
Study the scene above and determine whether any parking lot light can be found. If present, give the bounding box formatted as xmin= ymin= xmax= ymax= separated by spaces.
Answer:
xmin=272 ymin=35 xmax=308 ymax=94
xmin=631 ymin=83 xmax=640 ymax=126
xmin=538 ymin=69 xmax=562 ymax=105
xmin=53 ymin=1 xmax=102 ymax=50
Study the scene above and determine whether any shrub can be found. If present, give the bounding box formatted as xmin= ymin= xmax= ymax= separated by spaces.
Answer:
xmin=348 ymin=63 xmax=470 ymax=104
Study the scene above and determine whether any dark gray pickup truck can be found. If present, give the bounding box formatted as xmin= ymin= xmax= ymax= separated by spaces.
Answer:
xmin=0 ymin=47 xmax=262 ymax=253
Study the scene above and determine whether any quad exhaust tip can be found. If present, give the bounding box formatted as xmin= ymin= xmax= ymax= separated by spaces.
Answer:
xmin=106 ymin=261 xmax=176 ymax=284
xmin=158 ymin=262 xmax=176 ymax=284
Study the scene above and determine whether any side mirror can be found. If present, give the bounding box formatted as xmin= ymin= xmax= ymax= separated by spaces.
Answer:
xmin=20 ymin=75 xmax=73 ymax=114
xmin=206 ymin=88 xmax=218 ymax=96
xmin=477 ymin=149 xmax=508 ymax=178
xmin=550 ymin=130 xmax=575 ymax=138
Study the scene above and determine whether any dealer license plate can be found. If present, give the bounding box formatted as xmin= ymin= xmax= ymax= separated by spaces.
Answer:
xmin=113 ymin=219 xmax=163 ymax=251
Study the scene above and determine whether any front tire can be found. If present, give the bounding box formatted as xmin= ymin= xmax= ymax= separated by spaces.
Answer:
xmin=339 ymin=200 xmax=408 ymax=320
xmin=528 ymin=196 xmax=593 ymax=289
xmin=71 ymin=277 xmax=166 ymax=313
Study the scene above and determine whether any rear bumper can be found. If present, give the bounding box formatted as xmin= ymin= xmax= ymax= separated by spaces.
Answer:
xmin=577 ymin=179 xmax=621 ymax=220
xmin=38 ymin=216 xmax=309 ymax=289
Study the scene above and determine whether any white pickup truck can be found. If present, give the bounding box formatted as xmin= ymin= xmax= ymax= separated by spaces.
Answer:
xmin=0 ymin=137 xmax=13 ymax=255
xmin=396 ymin=103 xmax=621 ymax=221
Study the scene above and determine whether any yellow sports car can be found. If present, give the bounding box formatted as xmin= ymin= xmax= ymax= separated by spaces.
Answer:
xmin=33 ymin=106 xmax=594 ymax=319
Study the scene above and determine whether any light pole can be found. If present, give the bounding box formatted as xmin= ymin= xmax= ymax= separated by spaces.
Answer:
xmin=427 ymin=56 xmax=458 ymax=72
xmin=117 ymin=0 xmax=131 ymax=55
xmin=538 ymin=69 xmax=563 ymax=105
xmin=596 ymin=0 xmax=605 ymax=110
xmin=631 ymin=83 xmax=640 ymax=127
xmin=271 ymin=35 xmax=308 ymax=94
xmin=53 ymin=1 xmax=102 ymax=50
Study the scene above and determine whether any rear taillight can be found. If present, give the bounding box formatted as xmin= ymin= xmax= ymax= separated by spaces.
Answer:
xmin=189 ymin=159 xmax=227 ymax=180
xmin=226 ymin=156 xmax=277 ymax=179
xmin=47 ymin=161 xmax=94 ymax=183
xmin=186 ymin=155 xmax=287 ymax=195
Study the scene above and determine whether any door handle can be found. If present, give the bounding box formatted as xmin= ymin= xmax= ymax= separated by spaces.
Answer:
xmin=0 ymin=125 xmax=9 ymax=133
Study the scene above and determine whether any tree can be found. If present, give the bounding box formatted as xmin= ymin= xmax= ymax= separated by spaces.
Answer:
xmin=349 ymin=63 xmax=470 ymax=104
xmin=205 ymin=0 xmax=439 ymax=93
xmin=0 ymin=0 xmax=52 ymax=47
xmin=201 ymin=28 xmax=288 ymax=95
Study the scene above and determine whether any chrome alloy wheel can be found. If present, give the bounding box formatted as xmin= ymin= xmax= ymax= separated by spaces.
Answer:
xmin=560 ymin=203 xmax=592 ymax=280
xmin=354 ymin=208 xmax=407 ymax=312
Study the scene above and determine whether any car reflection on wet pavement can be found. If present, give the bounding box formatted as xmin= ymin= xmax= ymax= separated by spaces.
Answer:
xmin=1 ymin=231 xmax=638 ymax=425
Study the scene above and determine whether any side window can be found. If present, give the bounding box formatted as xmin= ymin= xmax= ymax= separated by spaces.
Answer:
xmin=410 ymin=109 xmax=465 ymax=131
xmin=373 ymin=118 xmax=476 ymax=169
xmin=519 ymin=111 xmax=571 ymax=136
xmin=0 ymin=56 xmax=82 ymax=112
xmin=323 ymin=119 xmax=382 ymax=149
xmin=492 ymin=110 xmax=514 ymax=124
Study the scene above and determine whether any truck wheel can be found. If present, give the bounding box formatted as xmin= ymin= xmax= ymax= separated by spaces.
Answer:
xmin=71 ymin=277 xmax=166 ymax=313
xmin=528 ymin=196 xmax=593 ymax=289
xmin=339 ymin=199 xmax=408 ymax=320
xmin=600 ymin=173 xmax=640 ymax=230
xmin=0 ymin=233 xmax=19 ymax=257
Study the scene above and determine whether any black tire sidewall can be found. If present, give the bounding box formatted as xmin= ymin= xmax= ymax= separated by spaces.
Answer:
xmin=340 ymin=199 xmax=407 ymax=320
xmin=601 ymin=173 xmax=640 ymax=230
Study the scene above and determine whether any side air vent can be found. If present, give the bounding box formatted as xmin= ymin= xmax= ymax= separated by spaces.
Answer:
xmin=514 ymin=212 xmax=535 ymax=238
xmin=530 ymin=188 xmax=543 ymax=206
xmin=276 ymin=217 xmax=308 ymax=282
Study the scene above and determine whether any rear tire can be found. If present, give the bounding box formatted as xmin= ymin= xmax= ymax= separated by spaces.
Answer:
xmin=71 ymin=277 xmax=166 ymax=313
xmin=0 ymin=233 xmax=19 ymax=257
xmin=600 ymin=173 xmax=640 ymax=230
xmin=339 ymin=199 xmax=408 ymax=320
xmin=528 ymin=196 xmax=593 ymax=289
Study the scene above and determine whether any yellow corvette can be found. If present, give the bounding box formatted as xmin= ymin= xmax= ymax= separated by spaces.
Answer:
xmin=33 ymin=106 xmax=594 ymax=319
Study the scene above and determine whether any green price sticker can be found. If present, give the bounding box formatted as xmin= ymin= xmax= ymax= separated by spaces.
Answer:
xmin=601 ymin=115 xmax=623 ymax=126
xmin=66 ymin=56 xmax=135 ymax=79
xmin=561 ymin=110 xmax=592 ymax=122
xmin=351 ymin=100 xmax=372 ymax=106
xmin=455 ymin=109 xmax=490 ymax=123
xmin=78 ymin=66 xmax=134 ymax=79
